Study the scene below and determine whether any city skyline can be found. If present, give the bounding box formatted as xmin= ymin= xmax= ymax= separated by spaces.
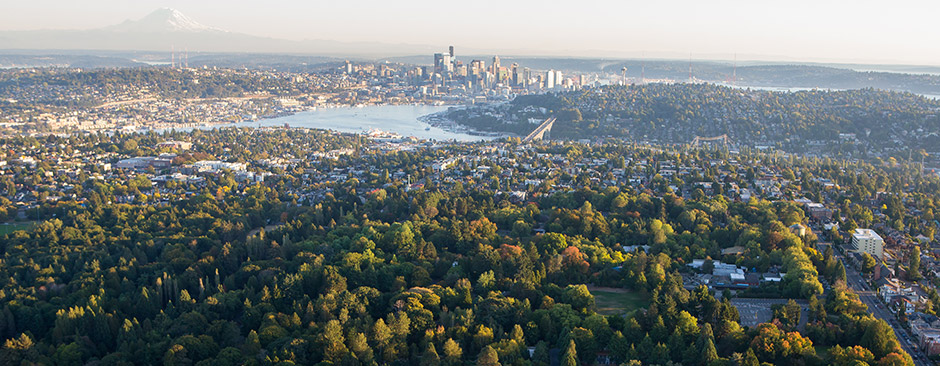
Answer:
xmin=3 ymin=0 xmax=940 ymax=66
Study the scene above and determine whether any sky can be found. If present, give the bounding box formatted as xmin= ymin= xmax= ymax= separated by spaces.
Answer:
xmin=3 ymin=0 xmax=940 ymax=65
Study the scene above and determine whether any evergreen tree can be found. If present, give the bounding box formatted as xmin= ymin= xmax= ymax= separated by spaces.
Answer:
xmin=476 ymin=345 xmax=499 ymax=366
xmin=421 ymin=343 xmax=441 ymax=366
xmin=563 ymin=339 xmax=578 ymax=366
xmin=909 ymin=246 xmax=922 ymax=280
xmin=744 ymin=349 xmax=759 ymax=366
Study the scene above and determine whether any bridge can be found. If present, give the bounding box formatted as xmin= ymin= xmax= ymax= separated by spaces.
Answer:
xmin=522 ymin=117 xmax=556 ymax=143
xmin=691 ymin=134 xmax=731 ymax=147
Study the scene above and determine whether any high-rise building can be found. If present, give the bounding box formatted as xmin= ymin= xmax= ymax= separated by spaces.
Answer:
xmin=492 ymin=56 xmax=501 ymax=77
xmin=442 ymin=54 xmax=453 ymax=72
xmin=434 ymin=53 xmax=444 ymax=73
xmin=470 ymin=60 xmax=485 ymax=75
xmin=546 ymin=69 xmax=555 ymax=89
xmin=449 ymin=45 xmax=454 ymax=58
xmin=344 ymin=60 xmax=353 ymax=74
xmin=852 ymin=228 xmax=884 ymax=260
xmin=554 ymin=71 xmax=563 ymax=87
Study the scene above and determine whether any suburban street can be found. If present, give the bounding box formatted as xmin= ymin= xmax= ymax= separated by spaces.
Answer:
xmin=842 ymin=257 xmax=932 ymax=366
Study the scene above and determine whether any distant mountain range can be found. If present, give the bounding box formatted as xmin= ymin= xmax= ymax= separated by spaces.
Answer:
xmin=0 ymin=8 xmax=441 ymax=56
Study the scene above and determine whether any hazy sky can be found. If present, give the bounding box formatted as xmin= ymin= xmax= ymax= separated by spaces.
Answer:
xmin=4 ymin=0 xmax=940 ymax=65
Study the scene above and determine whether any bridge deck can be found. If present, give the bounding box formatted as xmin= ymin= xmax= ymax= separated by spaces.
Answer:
xmin=522 ymin=117 xmax=556 ymax=143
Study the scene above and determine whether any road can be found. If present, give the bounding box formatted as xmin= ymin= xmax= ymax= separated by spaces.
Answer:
xmin=842 ymin=258 xmax=931 ymax=366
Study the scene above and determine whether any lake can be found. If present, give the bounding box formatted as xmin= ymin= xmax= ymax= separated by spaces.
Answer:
xmin=204 ymin=104 xmax=498 ymax=142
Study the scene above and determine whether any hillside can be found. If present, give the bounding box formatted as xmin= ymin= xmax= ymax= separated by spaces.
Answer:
xmin=447 ymin=84 xmax=940 ymax=154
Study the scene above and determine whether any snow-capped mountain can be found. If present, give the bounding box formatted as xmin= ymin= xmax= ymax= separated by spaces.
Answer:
xmin=104 ymin=8 xmax=224 ymax=33
xmin=0 ymin=8 xmax=438 ymax=56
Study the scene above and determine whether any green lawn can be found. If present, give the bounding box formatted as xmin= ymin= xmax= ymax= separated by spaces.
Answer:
xmin=589 ymin=286 xmax=650 ymax=316
xmin=0 ymin=222 xmax=35 ymax=235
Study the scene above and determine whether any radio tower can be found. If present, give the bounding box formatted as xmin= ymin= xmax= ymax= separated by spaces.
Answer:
xmin=733 ymin=53 xmax=737 ymax=86
xmin=171 ymin=45 xmax=175 ymax=68
xmin=688 ymin=53 xmax=693 ymax=83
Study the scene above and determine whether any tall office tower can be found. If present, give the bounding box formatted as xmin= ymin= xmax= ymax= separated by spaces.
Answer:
xmin=511 ymin=63 xmax=519 ymax=86
xmin=523 ymin=67 xmax=531 ymax=87
xmin=546 ymin=69 xmax=555 ymax=89
xmin=492 ymin=56 xmax=501 ymax=76
xmin=555 ymin=71 xmax=563 ymax=87
xmin=449 ymin=45 xmax=454 ymax=58
xmin=345 ymin=60 xmax=353 ymax=74
xmin=433 ymin=53 xmax=444 ymax=73
xmin=442 ymin=54 xmax=453 ymax=72
xmin=470 ymin=60 xmax=485 ymax=76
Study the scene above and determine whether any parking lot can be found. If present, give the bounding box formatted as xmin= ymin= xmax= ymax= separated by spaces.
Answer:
xmin=731 ymin=298 xmax=810 ymax=329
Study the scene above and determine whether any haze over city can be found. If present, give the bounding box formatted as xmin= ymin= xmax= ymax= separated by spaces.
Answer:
xmin=3 ymin=0 xmax=940 ymax=65
xmin=4 ymin=1 xmax=940 ymax=366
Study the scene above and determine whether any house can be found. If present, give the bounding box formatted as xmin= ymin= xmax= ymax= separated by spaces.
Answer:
xmin=789 ymin=224 xmax=806 ymax=237
xmin=721 ymin=246 xmax=746 ymax=256
xmin=156 ymin=141 xmax=193 ymax=150
xmin=115 ymin=157 xmax=155 ymax=170
xmin=889 ymin=295 xmax=915 ymax=315
xmin=879 ymin=278 xmax=916 ymax=302
xmin=622 ymin=245 xmax=651 ymax=253
xmin=805 ymin=202 xmax=833 ymax=221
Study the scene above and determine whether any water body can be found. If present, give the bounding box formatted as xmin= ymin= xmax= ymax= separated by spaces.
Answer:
xmin=716 ymin=82 xmax=940 ymax=99
xmin=200 ymin=104 xmax=497 ymax=142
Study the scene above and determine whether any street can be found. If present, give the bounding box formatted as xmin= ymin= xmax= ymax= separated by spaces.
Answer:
xmin=842 ymin=258 xmax=932 ymax=366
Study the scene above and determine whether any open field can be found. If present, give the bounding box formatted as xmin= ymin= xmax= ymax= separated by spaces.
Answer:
xmin=588 ymin=286 xmax=649 ymax=316
xmin=0 ymin=222 xmax=35 ymax=235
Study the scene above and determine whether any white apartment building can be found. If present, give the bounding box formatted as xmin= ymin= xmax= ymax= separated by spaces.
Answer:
xmin=852 ymin=228 xmax=884 ymax=260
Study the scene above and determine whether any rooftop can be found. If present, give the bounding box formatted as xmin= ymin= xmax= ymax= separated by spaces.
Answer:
xmin=853 ymin=228 xmax=883 ymax=241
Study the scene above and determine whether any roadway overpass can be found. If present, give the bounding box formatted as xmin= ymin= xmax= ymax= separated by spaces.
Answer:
xmin=522 ymin=117 xmax=555 ymax=143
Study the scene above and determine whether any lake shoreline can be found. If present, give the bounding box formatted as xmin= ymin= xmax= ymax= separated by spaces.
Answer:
xmin=156 ymin=104 xmax=504 ymax=142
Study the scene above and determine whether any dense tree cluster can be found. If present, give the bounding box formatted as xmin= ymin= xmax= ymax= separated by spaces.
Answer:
xmin=0 ymin=129 xmax=929 ymax=365
xmin=449 ymin=84 xmax=940 ymax=153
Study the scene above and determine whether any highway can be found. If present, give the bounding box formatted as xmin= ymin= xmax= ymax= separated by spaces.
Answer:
xmin=842 ymin=258 xmax=932 ymax=366
xmin=522 ymin=117 xmax=555 ymax=143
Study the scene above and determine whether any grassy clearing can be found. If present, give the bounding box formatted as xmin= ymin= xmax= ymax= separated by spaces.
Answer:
xmin=0 ymin=222 xmax=35 ymax=235
xmin=589 ymin=286 xmax=650 ymax=316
